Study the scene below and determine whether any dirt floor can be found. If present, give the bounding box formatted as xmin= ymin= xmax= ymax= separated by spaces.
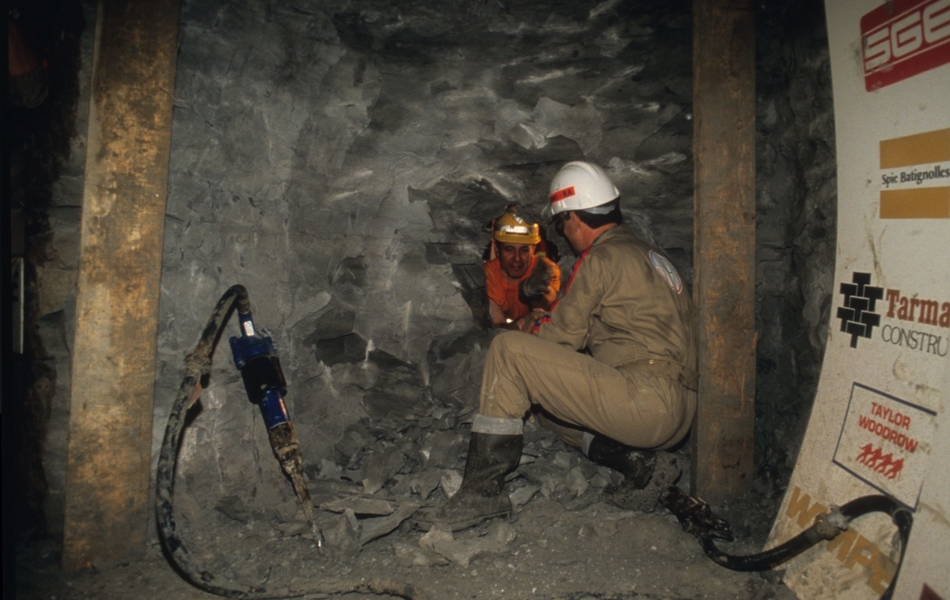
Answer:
xmin=16 ymin=424 xmax=800 ymax=600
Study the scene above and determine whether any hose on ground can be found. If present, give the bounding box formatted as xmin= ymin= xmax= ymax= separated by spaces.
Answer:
xmin=661 ymin=487 xmax=913 ymax=600
xmin=155 ymin=285 xmax=427 ymax=600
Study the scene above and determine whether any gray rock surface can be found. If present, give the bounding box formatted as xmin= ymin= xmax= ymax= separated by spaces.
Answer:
xmin=13 ymin=0 xmax=831 ymax=598
xmin=156 ymin=0 xmax=700 ymax=529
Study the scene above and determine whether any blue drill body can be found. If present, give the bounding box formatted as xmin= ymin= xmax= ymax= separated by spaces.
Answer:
xmin=229 ymin=310 xmax=289 ymax=429
xmin=228 ymin=309 xmax=323 ymax=548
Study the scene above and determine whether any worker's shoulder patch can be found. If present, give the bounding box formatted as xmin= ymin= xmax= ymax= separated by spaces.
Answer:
xmin=649 ymin=250 xmax=683 ymax=294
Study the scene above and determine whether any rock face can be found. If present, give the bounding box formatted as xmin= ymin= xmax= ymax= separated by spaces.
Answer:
xmin=157 ymin=0 xmax=697 ymax=522
xmin=14 ymin=0 xmax=835 ymax=544
xmin=754 ymin=0 xmax=836 ymax=483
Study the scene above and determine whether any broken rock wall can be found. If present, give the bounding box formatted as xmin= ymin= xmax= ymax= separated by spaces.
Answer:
xmin=157 ymin=0 xmax=696 ymax=522
xmin=754 ymin=0 xmax=836 ymax=483
xmin=18 ymin=0 xmax=838 ymax=540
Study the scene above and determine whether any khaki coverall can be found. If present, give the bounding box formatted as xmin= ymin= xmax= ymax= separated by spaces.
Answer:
xmin=474 ymin=226 xmax=697 ymax=451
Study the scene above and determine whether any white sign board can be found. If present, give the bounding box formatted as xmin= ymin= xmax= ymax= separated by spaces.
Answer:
xmin=768 ymin=1 xmax=950 ymax=598
xmin=892 ymin=365 xmax=950 ymax=600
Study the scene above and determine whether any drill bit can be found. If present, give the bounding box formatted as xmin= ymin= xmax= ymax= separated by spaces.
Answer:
xmin=268 ymin=422 xmax=326 ymax=551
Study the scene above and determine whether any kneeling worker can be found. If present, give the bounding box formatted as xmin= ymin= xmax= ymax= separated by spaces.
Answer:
xmin=483 ymin=205 xmax=560 ymax=329
xmin=426 ymin=161 xmax=698 ymax=530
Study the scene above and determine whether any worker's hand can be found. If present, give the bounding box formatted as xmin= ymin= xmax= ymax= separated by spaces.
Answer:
xmin=519 ymin=259 xmax=554 ymax=303
xmin=515 ymin=309 xmax=545 ymax=333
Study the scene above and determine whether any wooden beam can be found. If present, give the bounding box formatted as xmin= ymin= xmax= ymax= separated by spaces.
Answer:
xmin=62 ymin=0 xmax=180 ymax=570
xmin=691 ymin=0 xmax=756 ymax=506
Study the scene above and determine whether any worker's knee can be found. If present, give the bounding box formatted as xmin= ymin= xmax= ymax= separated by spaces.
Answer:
xmin=489 ymin=331 xmax=532 ymax=358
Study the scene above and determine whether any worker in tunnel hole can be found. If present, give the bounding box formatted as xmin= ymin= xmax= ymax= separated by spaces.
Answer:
xmin=483 ymin=204 xmax=561 ymax=329
xmin=418 ymin=161 xmax=698 ymax=531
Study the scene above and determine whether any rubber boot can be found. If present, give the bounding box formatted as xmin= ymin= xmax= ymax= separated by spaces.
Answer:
xmin=586 ymin=436 xmax=657 ymax=489
xmin=588 ymin=436 xmax=681 ymax=512
xmin=414 ymin=432 xmax=523 ymax=531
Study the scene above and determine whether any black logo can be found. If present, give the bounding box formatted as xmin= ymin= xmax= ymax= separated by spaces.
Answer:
xmin=837 ymin=273 xmax=884 ymax=348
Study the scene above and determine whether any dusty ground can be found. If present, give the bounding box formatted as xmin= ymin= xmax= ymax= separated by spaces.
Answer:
xmin=17 ymin=308 xmax=800 ymax=600
xmin=16 ymin=507 xmax=796 ymax=600
xmin=17 ymin=421 xmax=799 ymax=600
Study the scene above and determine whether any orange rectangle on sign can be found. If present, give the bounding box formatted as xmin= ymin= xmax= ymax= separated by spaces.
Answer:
xmin=880 ymin=129 xmax=950 ymax=169
xmin=880 ymin=187 xmax=950 ymax=219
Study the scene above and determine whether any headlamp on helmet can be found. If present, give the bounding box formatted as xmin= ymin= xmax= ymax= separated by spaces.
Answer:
xmin=492 ymin=205 xmax=541 ymax=245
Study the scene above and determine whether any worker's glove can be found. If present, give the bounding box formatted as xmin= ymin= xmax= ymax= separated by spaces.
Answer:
xmin=519 ymin=259 xmax=554 ymax=303
xmin=515 ymin=309 xmax=546 ymax=333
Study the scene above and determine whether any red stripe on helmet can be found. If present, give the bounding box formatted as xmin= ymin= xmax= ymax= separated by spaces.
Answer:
xmin=549 ymin=186 xmax=576 ymax=204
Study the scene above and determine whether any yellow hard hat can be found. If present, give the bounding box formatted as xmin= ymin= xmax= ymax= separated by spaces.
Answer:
xmin=493 ymin=205 xmax=540 ymax=245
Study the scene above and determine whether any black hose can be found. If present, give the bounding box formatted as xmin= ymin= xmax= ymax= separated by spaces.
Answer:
xmin=155 ymin=285 xmax=427 ymax=600
xmin=661 ymin=487 xmax=912 ymax=600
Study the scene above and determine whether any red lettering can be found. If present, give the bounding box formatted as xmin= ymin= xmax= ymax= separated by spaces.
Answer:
xmin=886 ymin=289 xmax=901 ymax=318
xmin=876 ymin=406 xmax=912 ymax=429
xmin=858 ymin=416 xmax=918 ymax=452
xmin=919 ymin=299 xmax=940 ymax=325
xmin=898 ymin=296 xmax=910 ymax=320
xmin=910 ymin=297 xmax=921 ymax=321
xmin=885 ymin=290 xmax=950 ymax=329
xmin=897 ymin=413 xmax=910 ymax=429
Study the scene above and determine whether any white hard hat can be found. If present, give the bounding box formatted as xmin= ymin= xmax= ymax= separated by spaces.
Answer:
xmin=546 ymin=161 xmax=620 ymax=217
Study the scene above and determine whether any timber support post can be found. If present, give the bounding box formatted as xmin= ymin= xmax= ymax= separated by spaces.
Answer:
xmin=691 ymin=0 xmax=757 ymax=506
xmin=62 ymin=0 xmax=180 ymax=570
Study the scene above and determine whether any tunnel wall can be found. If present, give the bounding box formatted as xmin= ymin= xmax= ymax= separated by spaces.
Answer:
xmin=18 ymin=0 xmax=835 ymax=535
xmin=153 ymin=0 xmax=698 ymax=522
xmin=753 ymin=0 xmax=836 ymax=485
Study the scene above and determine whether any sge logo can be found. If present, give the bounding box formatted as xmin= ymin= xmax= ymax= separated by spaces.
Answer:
xmin=861 ymin=0 xmax=950 ymax=91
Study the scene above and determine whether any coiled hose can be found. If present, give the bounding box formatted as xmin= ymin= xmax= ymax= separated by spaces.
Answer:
xmin=155 ymin=285 xmax=427 ymax=600
xmin=661 ymin=486 xmax=913 ymax=600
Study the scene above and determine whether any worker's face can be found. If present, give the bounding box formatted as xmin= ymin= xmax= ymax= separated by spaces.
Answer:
xmin=554 ymin=211 xmax=581 ymax=253
xmin=497 ymin=242 xmax=535 ymax=279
